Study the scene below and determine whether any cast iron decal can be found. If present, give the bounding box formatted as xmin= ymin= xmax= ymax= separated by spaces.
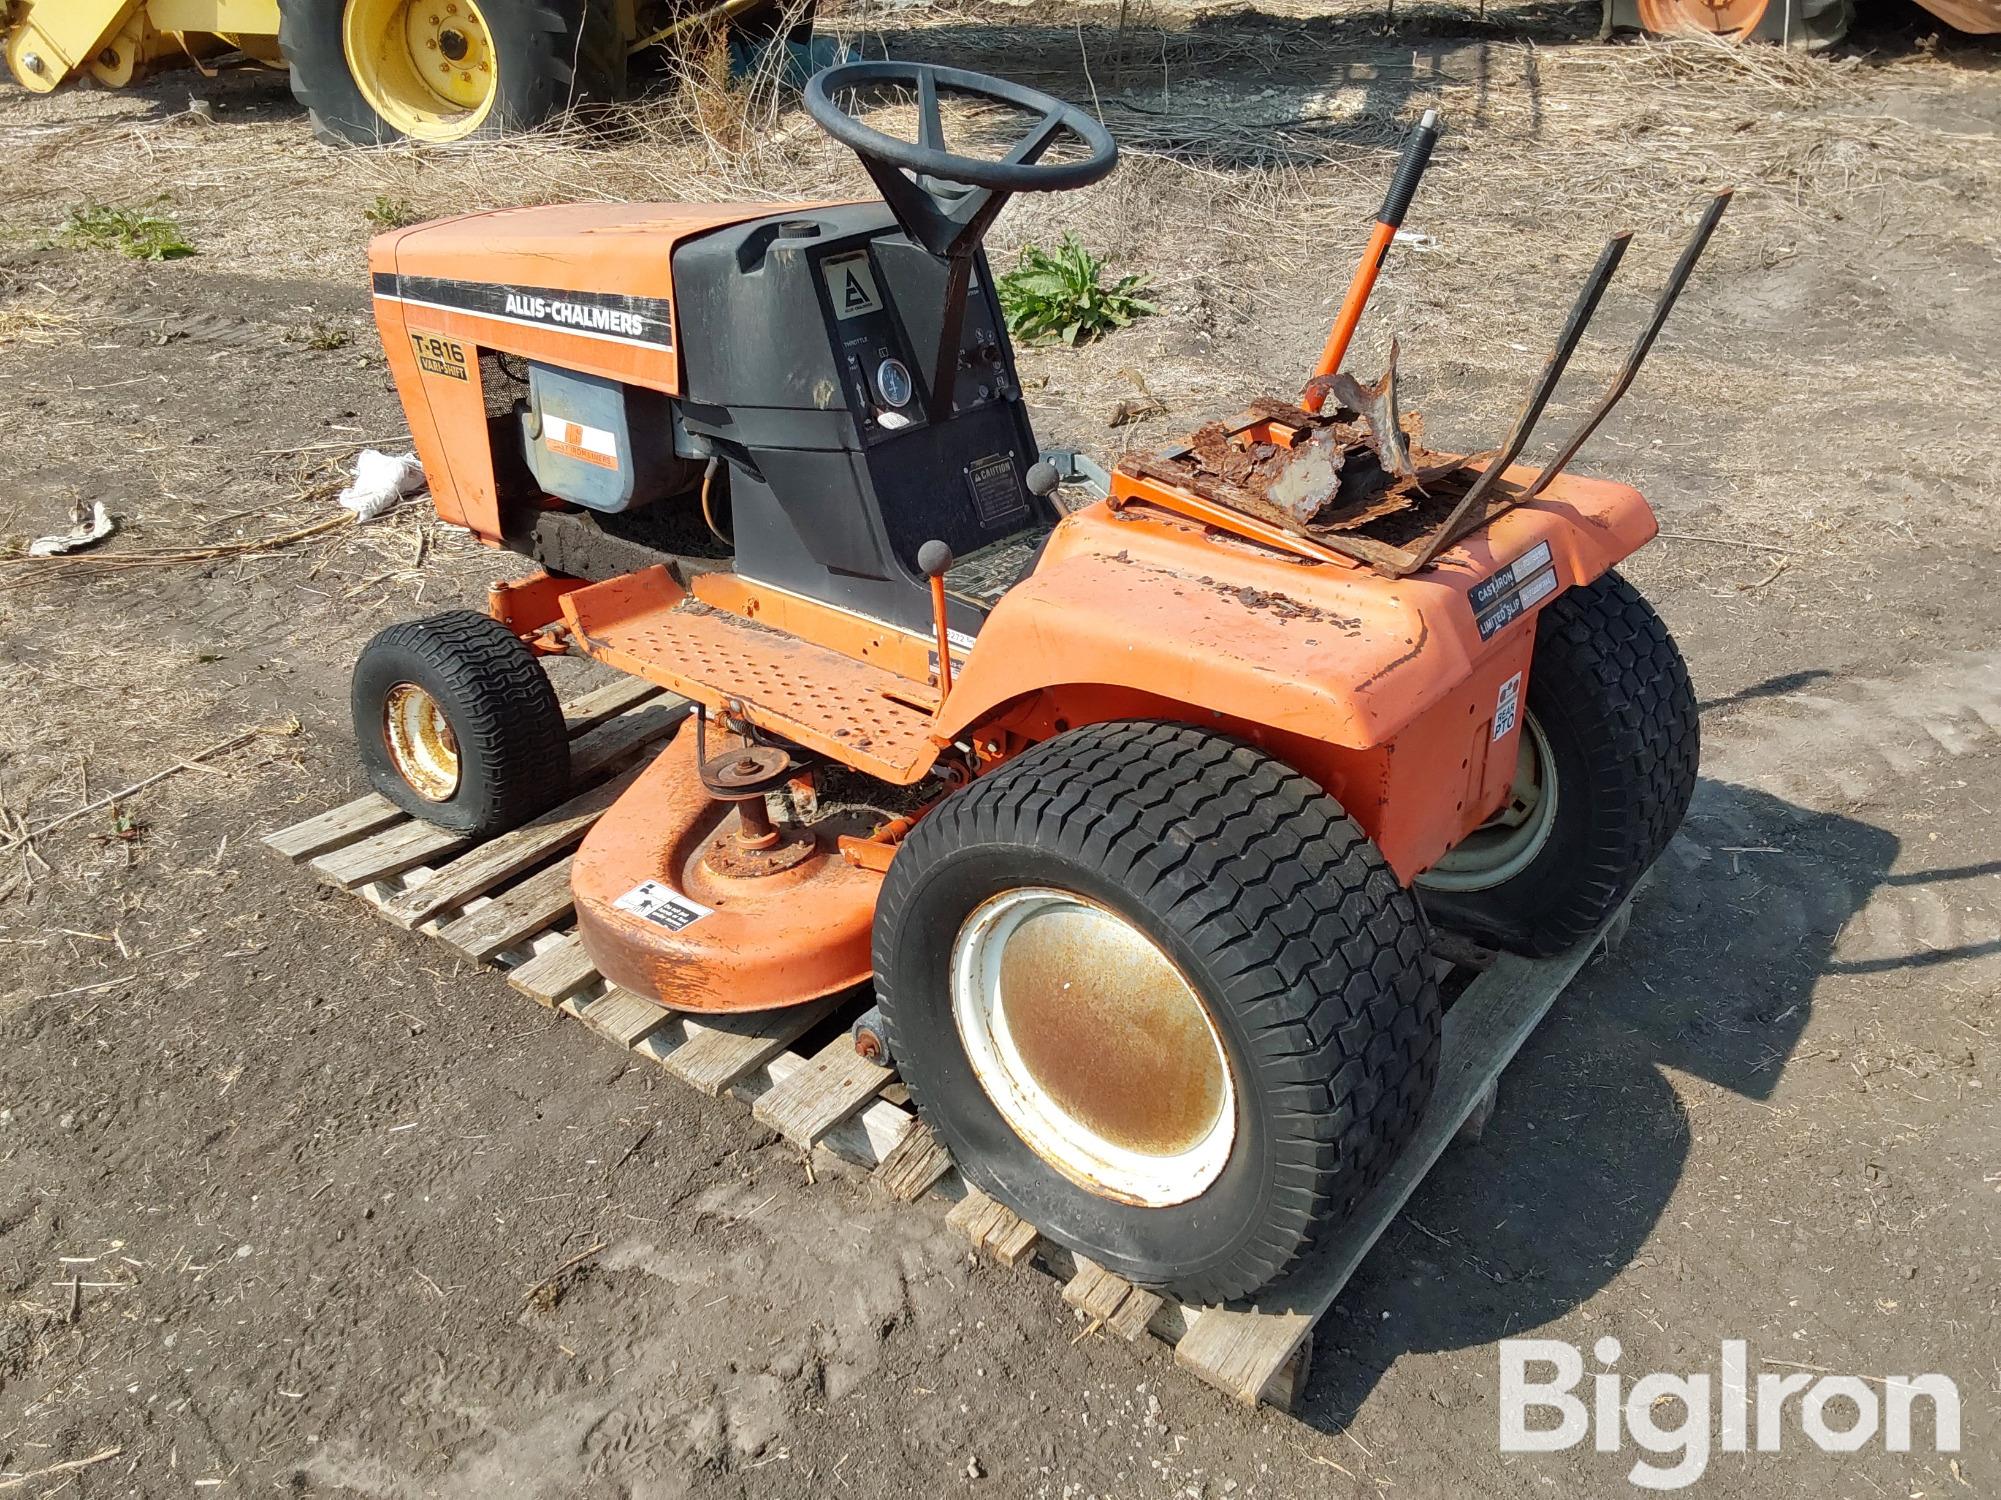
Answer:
xmin=1469 ymin=540 xmax=1558 ymax=641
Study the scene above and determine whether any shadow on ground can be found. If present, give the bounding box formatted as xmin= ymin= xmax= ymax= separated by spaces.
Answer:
xmin=1285 ymin=774 xmax=1899 ymax=1433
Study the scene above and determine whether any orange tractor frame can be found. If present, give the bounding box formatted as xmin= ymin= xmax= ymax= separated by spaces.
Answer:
xmin=354 ymin=64 xmax=1713 ymax=1303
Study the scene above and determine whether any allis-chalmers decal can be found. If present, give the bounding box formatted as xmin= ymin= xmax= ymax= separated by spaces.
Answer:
xmin=371 ymin=273 xmax=673 ymax=351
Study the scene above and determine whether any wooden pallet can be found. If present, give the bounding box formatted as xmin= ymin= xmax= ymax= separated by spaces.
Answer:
xmin=264 ymin=676 xmax=1638 ymax=1414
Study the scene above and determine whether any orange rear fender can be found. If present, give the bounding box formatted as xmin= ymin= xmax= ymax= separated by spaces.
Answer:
xmin=942 ymin=476 xmax=1655 ymax=750
xmin=940 ymin=478 xmax=1657 ymax=880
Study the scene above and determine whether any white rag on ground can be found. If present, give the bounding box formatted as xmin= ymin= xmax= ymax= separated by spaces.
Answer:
xmin=28 ymin=501 xmax=116 ymax=557
xmin=337 ymin=449 xmax=426 ymax=522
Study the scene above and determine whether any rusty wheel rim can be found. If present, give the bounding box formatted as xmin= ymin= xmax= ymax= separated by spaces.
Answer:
xmin=951 ymin=888 xmax=1236 ymax=1207
xmin=382 ymin=682 xmax=461 ymax=802
xmin=1418 ymin=712 xmax=1558 ymax=893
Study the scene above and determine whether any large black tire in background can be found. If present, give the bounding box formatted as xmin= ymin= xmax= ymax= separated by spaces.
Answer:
xmin=1418 ymin=571 xmax=1699 ymax=957
xmin=280 ymin=0 xmax=624 ymax=147
xmin=875 ymin=721 xmax=1441 ymax=1304
xmin=351 ymin=611 xmax=569 ymax=839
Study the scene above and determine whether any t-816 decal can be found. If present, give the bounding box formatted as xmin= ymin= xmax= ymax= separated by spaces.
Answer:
xmin=409 ymin=332 xmax=469 ymax=381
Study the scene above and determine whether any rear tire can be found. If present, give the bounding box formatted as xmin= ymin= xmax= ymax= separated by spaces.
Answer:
xmin=280 ymin=0 xmax=623 ymax=147
xmin=1417 ymin=571 xmax=1698 ymax=956
xmin=352 ymin=611 xmax=569 ymax=838
xmin=875 ymin=721 xmax=1440 ymax=1304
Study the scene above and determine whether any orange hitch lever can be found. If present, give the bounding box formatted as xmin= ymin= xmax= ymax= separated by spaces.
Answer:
xmin=1303 ymin=108 xmax=1441 ymax=411
xmin=917 ymin=539 xmax=956 ymax=698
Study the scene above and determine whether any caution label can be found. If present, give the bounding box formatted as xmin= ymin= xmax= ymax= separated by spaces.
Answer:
xmin=612 ymin=880 xmax=712 ymax=932
xmin=544 ymin=414 xmax=619 ymax=471
xmin=822 ymin=252 xmax=884 ymax=320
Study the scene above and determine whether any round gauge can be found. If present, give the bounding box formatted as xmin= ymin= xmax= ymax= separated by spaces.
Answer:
xmin=875 ymin=357 xmax=913 ymax=409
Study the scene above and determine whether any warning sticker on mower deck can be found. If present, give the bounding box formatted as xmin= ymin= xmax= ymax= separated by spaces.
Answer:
xmin=1469 ymin=540 xmax=1558 ymax=642
xmin=613 ymin=880 xmax=713 ymax=932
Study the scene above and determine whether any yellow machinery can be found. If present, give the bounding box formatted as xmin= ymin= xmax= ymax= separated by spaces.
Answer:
xmin=3 ymin=0 xmax=801 ymax=145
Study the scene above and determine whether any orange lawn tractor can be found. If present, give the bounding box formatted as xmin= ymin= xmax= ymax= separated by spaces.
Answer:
xmin=354 ymin=63 xmax=1719 ymax=1302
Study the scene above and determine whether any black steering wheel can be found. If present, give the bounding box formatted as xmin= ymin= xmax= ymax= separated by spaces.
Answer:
xmin=805 ymin=61 xmax=1118 ymax=197
xmin=803 ymin=62 xmax=1117 ymax=418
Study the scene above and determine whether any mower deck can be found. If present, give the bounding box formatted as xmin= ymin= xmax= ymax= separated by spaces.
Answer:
xmin=264 ymin=674 xmax=1645 ymax=1413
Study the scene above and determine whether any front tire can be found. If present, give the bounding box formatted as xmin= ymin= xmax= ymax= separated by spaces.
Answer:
xmin=874 ymin=721 xmax=1440 ymax=1304
xmin=1417 ymin=570 xmax=1698 ymax=956
xmin=351 ymin=610 xmax=569 ymax=838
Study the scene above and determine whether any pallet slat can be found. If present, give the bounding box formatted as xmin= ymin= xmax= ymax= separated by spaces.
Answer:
xmin=568 ymin=698 xmax=690 ymax=780
xmin=311 ymin=818 xmax=467 ymax=890
xmin=378 ymin=764 xmax=645 ymax=931
xmin=1062 ymin=1257 xmax=1136 ymax=1322
xmin=435 ymin=858 xmax=577 ymax=961
xmin=752 ymin=1048 xmax=915 ymax=1167
xmin=561 ymin=676 xmax=662 ymax=735
xmin=1172 ymin=927 xmax=1612 ymax=1408
xmin=873 ymin=1120 xmax=953 ymax=1202
xmin=663 ymin=1002 xmax=833 ymax=1097
xmin=262 ymin=792 xmax=403 ymax=861
xmin=577 ymin=987 xmax=676 ymax=1049
xmin=507 ymin=934 xmax=599 ymax=1007
xmin=1108 ymin=1285 xmax=1165 ymax=1341
xmin=752 ymin=1035 xmax=894 ymax=1149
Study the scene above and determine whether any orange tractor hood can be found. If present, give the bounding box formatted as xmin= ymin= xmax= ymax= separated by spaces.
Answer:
xmin=369 ymin=199 xmax=853 ymax=392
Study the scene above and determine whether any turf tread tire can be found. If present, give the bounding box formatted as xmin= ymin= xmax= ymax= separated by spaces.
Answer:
xmin=874 ymin=720 xmax=1441 ymax=1303
xmin=351 ymin=610 xmax=569 ymax=839
xmin=1420 ymin=570 xmax=1698 ymax=956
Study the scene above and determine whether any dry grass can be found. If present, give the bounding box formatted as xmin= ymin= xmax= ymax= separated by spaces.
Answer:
xmin=0 ymin=0 xmax=1992 ymax=527
xmin=0 ymin=295 xmax=76 ymax=349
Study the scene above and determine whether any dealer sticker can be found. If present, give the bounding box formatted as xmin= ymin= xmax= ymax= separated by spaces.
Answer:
xmin=1492 ymin=672 xmax=1523 ymax=742
xmin=612 ymin=880 xmax=712 ymax=932
xmin=544 ymin=414 xmax=620 ymax=471
xmin=1469 ymin=540 xmax=1558 ymax=641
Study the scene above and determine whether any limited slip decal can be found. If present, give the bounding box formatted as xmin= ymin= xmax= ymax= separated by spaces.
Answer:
xmin=1492 ymin=672 xmax=1523 ymax=742
xmin=372 ymin=272 xmax=673 ymax=351
xmin=409 ymin=331 xmax=469 ymax=380
xmin=544 ymin=414 xmax=619 ymax=470
xmin=1470 ymin=540 xmax=1558 ymax=642
xmin=613 ymin=880 xmax=712 ymax=932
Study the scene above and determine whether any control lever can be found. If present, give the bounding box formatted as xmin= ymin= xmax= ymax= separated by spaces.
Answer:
xmin=918 ymin=540 xmax=956 ymax=697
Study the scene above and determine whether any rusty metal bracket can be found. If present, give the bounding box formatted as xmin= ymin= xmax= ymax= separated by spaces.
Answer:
xmin=1517 ymin=189 xmax=1733 ymax=506
xmin=1400 ymin=230 xmax=1632 ymax=574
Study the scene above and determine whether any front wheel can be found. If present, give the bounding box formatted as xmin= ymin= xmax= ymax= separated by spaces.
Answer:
xmin=874 ymin=721 xmax=1440 ymax=1305
xmin=351 ymin=610 xmax=570 ymax=838
xmin=1417 ymin=570 xmax=1698 ymax=956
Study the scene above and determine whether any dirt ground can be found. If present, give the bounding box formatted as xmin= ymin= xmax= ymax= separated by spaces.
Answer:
xmin=1 ymin=0 xmax=1996 ymax=1495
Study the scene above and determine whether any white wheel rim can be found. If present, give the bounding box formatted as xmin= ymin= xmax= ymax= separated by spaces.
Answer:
xmin=1419 ymin=712 xmax=1559 ymax=892
xmin=950 ymin=887 xmax=1236 ymax=1207
xmin=383 ymin=682 xmax=460 ymax=801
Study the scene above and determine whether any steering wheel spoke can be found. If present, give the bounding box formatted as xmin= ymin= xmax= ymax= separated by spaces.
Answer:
xmin=916 ymin=69 xmax=945 ymax=152
xmin=1003 ymin=108 xmax=1069 ymax=169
